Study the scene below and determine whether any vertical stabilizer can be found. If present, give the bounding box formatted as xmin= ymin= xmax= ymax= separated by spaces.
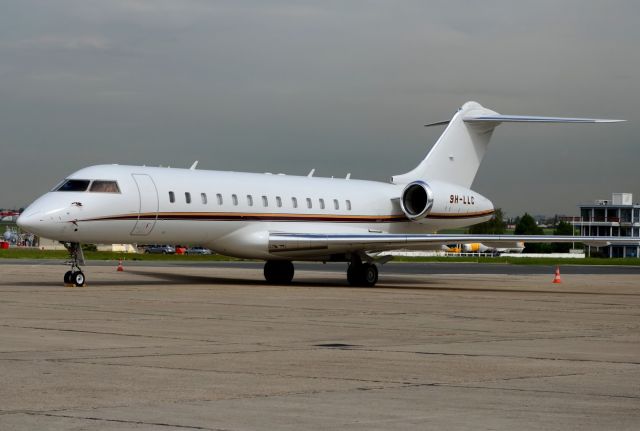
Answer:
xmin=392 ymin=101 xmax=622 ymax=188
xmin=392 ymin=101 xmax=499 ymax=188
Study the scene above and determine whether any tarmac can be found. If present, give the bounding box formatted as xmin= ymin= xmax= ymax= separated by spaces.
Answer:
xmin=0 ymin=262 xmax=639 ymax=430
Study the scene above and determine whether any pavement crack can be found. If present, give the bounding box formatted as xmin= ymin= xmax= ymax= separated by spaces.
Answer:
xmin=424 ymin=383 xmax=640 ymax=400
xmin=0 ymin=323 xmax=219 ymax=343
xmin=22 ymin=412 xmax=225 ymax=430
xmin=356 ymin=348 xmax=640 ymax=366
xmin=54 ymin=359 xmax=407 ymax=385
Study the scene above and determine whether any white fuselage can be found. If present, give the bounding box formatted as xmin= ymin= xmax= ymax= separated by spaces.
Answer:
xmin=19 ymin=164 xmax=494 ymax=260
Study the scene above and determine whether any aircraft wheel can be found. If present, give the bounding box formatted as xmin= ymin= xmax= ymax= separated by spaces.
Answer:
xmin=264 ymin=260 xmax=294 ymax=284
xmin=72 ymin=271 xmax=85 ymax=287
xmin=347 ymin=263 xmax=359 ymax=286
xmin=64 ymin=271 xmax=73 ymax=284
xmin=362 ymin=263 xmax=378 ymax=287
xmin=347 ymin=263 xmax=378 ymax=287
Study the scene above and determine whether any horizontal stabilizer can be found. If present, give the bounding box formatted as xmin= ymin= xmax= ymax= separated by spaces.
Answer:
xmin=424 ymin=120 xmax=451 ymax=127
xmin=463 ymin=115 xmax=624 ymax=124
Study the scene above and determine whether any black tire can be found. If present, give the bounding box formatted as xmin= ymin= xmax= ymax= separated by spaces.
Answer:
xmin=264 ymin=260 xmax=294 ymax=284
xmin=347 ymin=263 xmax=378 ymax=287
xmin=64 ymin=271 xmax=73 ymax=284
xmin=362 ymin=263 xmax=378 ymax=287
xmin=347 ymin=264 xmax=358 ymax=286
xmin=72 ymin=271 xmax=85 ymax=287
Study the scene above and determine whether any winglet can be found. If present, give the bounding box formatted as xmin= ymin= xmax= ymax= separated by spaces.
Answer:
xmin=190 ymin=161 xmax=199 ymax=170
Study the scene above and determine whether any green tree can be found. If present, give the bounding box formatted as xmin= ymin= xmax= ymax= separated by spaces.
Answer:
xmin=468 ymin=208 xmax=506 ymax=234
xmin=515 ymin=213 xmax=550 ymax=253
xmin=514 ymin=213 xmax=543 ymax=235
xmin=552 ymin=220 xmax=574 ymax=253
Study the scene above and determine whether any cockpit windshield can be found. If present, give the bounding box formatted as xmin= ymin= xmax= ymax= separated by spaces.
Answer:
xmin=53 ymin=179 xmax=120 ymax=193
xmin=90 ymin=180 xmax=120 ymax=193
xmin=54 ymin=179 xmax=91 ymax=192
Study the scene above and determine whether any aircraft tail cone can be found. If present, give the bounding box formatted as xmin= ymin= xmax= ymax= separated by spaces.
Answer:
xmin=117 ymin=258 xmax=124 ymax=272
xmin=552 ymin=266 xmax=562 ymax=284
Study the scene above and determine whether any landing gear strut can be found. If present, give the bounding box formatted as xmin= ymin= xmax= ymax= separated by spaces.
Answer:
xmin=63 ymin=242 xmax=86 ymax=287
xmin=264 ymin=260 xmax=295 ymax=284
xmin=347 ymin=259 xmax=378 ymax=287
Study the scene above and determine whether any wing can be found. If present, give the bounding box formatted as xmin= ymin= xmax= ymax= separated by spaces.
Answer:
xmin=268 ymin=232 xmax=639 ymax=255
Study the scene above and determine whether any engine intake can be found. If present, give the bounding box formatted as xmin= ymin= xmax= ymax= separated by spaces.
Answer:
xmin=400 ymin=181 xmax=434 ymax=221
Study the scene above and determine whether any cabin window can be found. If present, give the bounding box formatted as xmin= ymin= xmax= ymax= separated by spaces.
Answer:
xmin=201 ymin=193 xmax=207 ymax=204
xmin=185 ymin=192 xmax=191 ymax=204
xmin=346 ymin=200 xmax=352 ymax=211
xmin=55 ymin=179 xmax=90 ymax=192
xmin=232 ymin=194 xmax=238 ymax=206
xmin=216 ymin=193 xmax=223 ymax=205
xmin=306 ymin=198 xmax=312 ymax=209
xmin=90 ymin=180 xmax=120 ymax=193
xmin=169 ymin=191 xmax=175 ymax=203
xmin=319 ymin=198 xmax=325 ymax=210
xmin=262 ymin=196 xmax=268 ymax=207
xmin=247 ymin=195 xmax=253 ymax=206
xmin=292 ymin=197 xmax=298 ymax=208
xmin=333 ymin=199 xmax=339 ymax=210
xmin=276 ymin=196 xmax=282 ymax=208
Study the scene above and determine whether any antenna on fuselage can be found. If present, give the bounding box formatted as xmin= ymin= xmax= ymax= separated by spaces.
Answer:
xmin=190 ymin=161 xmax=199 ymax=170
xmin=307 ymin=169 xmax=315 ymax=177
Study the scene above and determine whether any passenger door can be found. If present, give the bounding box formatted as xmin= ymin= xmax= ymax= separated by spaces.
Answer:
xmin=130 ymin=174 xmax=158 ymax=236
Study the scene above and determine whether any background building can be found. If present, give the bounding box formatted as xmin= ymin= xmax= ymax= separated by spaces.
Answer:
xmin=575 ymin=193 xmax=640 ymax=258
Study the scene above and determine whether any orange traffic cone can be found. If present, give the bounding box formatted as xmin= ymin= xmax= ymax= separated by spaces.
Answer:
xmin=552 ymin=266 xmax=561 ymax=284
xmin=117 ymin=258 xmax=124 ymax=272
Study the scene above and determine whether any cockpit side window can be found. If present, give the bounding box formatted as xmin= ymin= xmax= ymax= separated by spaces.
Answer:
xmin=54 ymin=179 xmax=91 ymax=192
xmin=90 ymin=180 xmax=121 ymax=193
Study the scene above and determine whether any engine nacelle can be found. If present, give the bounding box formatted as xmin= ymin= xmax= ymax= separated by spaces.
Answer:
xmin=399 ymin=179 xmax=495 ymax=226
xmin=400 ymin=181 xmax=434 ymax=221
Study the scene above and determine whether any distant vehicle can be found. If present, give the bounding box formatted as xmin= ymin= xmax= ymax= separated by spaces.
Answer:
xmin=185 ymin=246 xmax=212 ymax=255
xmin=144 ymin=245 xmax=175 ymax=254
xmin=443 ymin=242 xmax=524 ymax=255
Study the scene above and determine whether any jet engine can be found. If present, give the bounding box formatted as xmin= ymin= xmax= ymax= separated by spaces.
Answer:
xmin=400 ymin=181 xmax=434 ymax=221
xmin=398 ymin=179 xmax=495 ymax=227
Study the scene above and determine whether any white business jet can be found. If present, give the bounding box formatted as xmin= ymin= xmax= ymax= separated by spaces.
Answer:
xmin=18 ymin=101 xmax=632 ymax=287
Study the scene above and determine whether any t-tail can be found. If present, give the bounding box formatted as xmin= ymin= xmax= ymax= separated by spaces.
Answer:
xmin=392 ymin=101 xmax=623 ymax=188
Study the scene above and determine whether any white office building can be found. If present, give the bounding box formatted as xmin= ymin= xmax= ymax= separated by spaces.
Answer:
xmin=574 ymin=193 xmax=640 ymax=258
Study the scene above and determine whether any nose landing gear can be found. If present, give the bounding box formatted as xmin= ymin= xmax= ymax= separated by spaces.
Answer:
xmin=63 ymin=242 xmax=86 ymax=287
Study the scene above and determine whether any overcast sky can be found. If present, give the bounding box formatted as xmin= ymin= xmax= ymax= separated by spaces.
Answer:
xmin=1 ymin=0 xmax=638 ymax=216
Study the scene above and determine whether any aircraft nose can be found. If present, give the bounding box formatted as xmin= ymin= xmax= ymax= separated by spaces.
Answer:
xmin=16 ymin=211 xmax=44 ymax=234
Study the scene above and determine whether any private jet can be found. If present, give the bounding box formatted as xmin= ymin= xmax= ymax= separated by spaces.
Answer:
xmin=18 ymin=101 xmax=634 ymax=287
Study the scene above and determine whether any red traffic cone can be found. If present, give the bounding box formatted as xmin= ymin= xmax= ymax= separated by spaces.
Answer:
xmin=552 ymin=266 xmax=561 ymax=284
xmin=117 ymin=258 xmax=124 ymax=272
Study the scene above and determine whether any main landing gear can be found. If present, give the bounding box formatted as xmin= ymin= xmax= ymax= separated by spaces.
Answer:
xmin=347 ymin=260 xmax=379 ymax=287
xmin=63 ymin=242 xmax=86 ymax=287
xmin=264 ymin=260 xmax=295 ymax=284
xmin=262 ymin=258 xmax=380 ymax=287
